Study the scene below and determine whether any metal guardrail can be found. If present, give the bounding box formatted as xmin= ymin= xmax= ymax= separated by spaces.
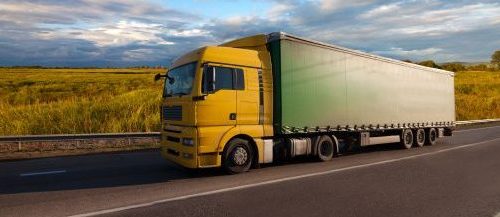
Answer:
xmin=0 ymin=132 xmax=160 ymax=143
xmin=0 ymin=118 xmax=498 ymax=143
xmin=455 ymin=118 xmax=500 ymax=125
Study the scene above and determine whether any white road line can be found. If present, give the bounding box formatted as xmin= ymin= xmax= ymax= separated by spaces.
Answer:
xmin=20 ymin=170 xmax=66 ymax=177
xmin=70 ymin=137 xmax=500 ymax=217
xmin=455 ymin=125 xmax=500 ymax=133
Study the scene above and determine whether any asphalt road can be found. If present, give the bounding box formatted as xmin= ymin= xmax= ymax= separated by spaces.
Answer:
xmin=1 ymin=126 xmax=499 ymax=217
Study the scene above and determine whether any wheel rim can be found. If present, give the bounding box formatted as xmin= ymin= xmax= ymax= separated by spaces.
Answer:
xmin=320 ymin=141 xmax=332 ymax=156
xmin=430 ymin=130 xmax=436 ymax=142
xmin=405 ymin=131 xmax=412 ymax=145
xmin=232 ymin=146 xmax=248 ymax=166
xmin=417 ymin=130 xmax=425 ymax=144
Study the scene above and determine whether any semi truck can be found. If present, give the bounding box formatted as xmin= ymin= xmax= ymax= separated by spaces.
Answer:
xmin=155 ymin=32 xmax=455 ymax=174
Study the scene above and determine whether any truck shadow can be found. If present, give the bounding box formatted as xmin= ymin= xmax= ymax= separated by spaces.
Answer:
xmin=0 ymin=150 xmax=227 ymax=195
xmin=1 ymin=139 xmax=453 ymax=195
xmin=261 ymin=138 xmax=452 ymax=169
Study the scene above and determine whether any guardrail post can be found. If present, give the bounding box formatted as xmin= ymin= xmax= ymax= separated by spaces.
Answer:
xmin=18 ymin=141 xmax=22 ymax=151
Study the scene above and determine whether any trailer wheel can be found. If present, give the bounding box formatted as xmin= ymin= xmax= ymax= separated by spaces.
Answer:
xmin=426 ymin=128 xmax=437 ymax=146
xmin=414 ymin=129 xmax=425 ymax=147
xmin=401 ymin=129 xmax=413 ymax=149
xmin=222 ymin=138 xmax=253 ymax=174
xmin=316 ymin=136 xmax=334 ymax=161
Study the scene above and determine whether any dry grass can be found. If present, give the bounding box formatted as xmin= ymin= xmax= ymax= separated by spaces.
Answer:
xmin=455 ymin=71 xmax=500 ymax=120
xmin=0 ymin=68 xmax=498 ymax=136
xmin=0 ymin=68 xmax=163 ymax=135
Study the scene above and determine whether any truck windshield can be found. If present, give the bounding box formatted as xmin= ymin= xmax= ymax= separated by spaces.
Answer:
xmin=163 ymin=62 xmax=197 ymax=97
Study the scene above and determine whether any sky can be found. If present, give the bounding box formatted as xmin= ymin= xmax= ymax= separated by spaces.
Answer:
xmin=0 ymin=0 xmax=499 ymax=67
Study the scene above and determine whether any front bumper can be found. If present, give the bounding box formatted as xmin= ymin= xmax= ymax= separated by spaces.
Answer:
xmin=160 ymin=125 xmax=220 ymax=168
xmin=160 ymin=126 xmax=198 ymax=168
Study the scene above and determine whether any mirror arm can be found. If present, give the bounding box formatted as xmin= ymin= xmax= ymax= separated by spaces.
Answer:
xmin=154 ymin=73 xmax=167 ymax=81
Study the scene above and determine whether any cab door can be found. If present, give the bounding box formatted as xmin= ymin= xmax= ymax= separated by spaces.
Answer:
xmin=236 ymin=67 xmax=259 ymax=125
xmin=196 ymin=64 xmax=237 ymax=126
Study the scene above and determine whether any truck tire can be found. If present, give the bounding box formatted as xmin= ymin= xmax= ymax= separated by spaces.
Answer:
xmin=414 ymin=129 xmax=425 ymax=147
xmin=222 ymin=138 xmax=253 ymax=174
xmin=316 ymin=135 xmax=334 ymax=161
xmin=426 ymin=128 xmax=437 ymax=146
xmin=401 ymin=129 xmax=413 ymax=149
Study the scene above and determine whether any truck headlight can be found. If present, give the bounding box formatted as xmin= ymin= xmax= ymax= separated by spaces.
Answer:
xmin=182 ymin=138 xmax=194 ymax=146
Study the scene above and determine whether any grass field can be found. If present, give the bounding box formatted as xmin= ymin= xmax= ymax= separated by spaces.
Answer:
xmin=0 ymin=68 xmax=498 ymax=136
xmin=454 ymin=71 xmax=500 ymax=120
xmin=0 ymin=68 xmax=163 ymax=135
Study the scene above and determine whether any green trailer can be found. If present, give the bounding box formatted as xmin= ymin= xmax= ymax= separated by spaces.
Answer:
xmin=267 ymin=33 xmax=455 ymax=135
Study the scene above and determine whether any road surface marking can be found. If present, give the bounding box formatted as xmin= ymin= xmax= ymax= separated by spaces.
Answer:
xmin=455 ymin=125 xmax=500 ymax=133
xmin=70 ymin=137 xmax=500 ymax=217
xmin=20 ymin=170 xmax=66 ymax=177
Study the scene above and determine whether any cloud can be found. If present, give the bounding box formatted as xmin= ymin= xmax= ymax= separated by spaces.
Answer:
xmin=318 ymin=0 xmax=374 ymax=11
xmin=359 ymin=2 xmax=500 ymax=36
xmin=0 ymin=0 xmax=499 ymax=66
xmin=373 ymin=47 xmax=447 ymax=61
xmin=0 ymin=0 xmax=208 ymax=66
xmin=0 ymin=0 xmax=196 ymax=25
xmin=71 ymin=21 xmax=175 ymax=47
xmin=360 ymin=2 xmax=402 ymax=19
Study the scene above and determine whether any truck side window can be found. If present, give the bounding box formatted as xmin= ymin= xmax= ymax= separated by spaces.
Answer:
xmin=202 ymin=66 xmax=245 ymax=93
xmin=215 ymin=67 xmax=233 ymax=90
xmin=234 ymin=68 xmax=244 ymax=90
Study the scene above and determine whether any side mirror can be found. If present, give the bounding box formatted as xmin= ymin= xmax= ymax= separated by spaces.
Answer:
xmin=154 ymin=73 xmax=164 ymax=81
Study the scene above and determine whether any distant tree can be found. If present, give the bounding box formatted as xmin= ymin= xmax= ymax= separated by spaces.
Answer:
xmin=401 ymin=59 xmax=413 ymax=63
xmin=491 ymin=50 xmax=500 ymax=69
xmin=418 ymin=60 xmax=442 ymax=69
xmin=441 ymin=63 xmax=465 ymax=72
xmin=467 ymin=64 xmax=488 ymax=71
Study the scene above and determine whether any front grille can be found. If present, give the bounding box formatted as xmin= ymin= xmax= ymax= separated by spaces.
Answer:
xmin=163 ymin=106 xmax=182 ymax=121
xmin=167 ymin=136 xmax=180 ymax=143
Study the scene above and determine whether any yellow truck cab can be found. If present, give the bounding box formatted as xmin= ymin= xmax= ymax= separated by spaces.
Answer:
xmin=159 ymin=35 xmax=274 ymax=173
xmin=158 ymin=32 xmax=455 ymax=174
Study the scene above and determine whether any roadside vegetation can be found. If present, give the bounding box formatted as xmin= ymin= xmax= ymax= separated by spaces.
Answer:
xmin=0 ymin=67 xmax=498 ymax=136
xmin=0 ymin=68 xmax=163 ymax=135
xmin=455 ymin=71 xmax=500 ymax=120
xmin=409 ymin=50 xmax=500 ymax=72
xmin=410 ymin=50 xmax=500 ymax=120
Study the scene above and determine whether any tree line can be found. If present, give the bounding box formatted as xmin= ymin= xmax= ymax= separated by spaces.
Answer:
xmin=404 ymin=50 xmax=500 ymax=72
xmin=2 ymin=50 xmax=499 ymax=72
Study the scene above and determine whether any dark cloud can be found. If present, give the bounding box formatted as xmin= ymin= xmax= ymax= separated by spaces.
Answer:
xmin=0 ymin=0 xmax=498 ymax=66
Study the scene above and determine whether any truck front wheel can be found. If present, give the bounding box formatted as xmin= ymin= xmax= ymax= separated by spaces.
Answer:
xmin=222 ymin=138 xmax=253 ymax=174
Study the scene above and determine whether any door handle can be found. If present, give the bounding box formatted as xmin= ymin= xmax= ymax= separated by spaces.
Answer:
xmin=229 ymin=113 xmax=237 ymax=120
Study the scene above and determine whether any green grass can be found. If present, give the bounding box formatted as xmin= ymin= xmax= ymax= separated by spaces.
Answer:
xmin=0 ymin=69 xmax=498 ymax=136
xmin=455 ymin=71 xmax=500 ymax=120
xmin=0 ymin=68 xmax=163 ymax=135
